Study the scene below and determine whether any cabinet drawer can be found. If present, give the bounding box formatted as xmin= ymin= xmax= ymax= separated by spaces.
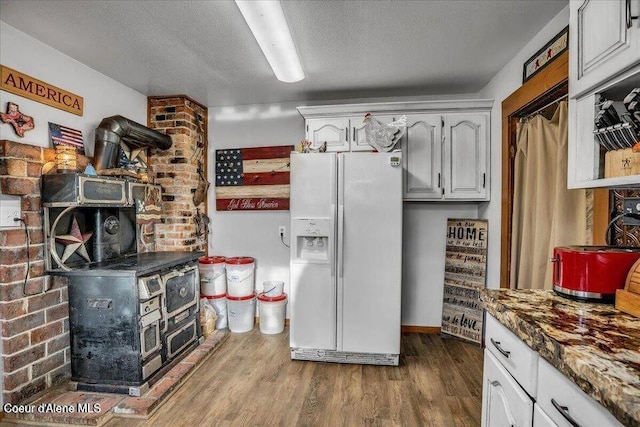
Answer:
xmin=485 ymin=314 xmax=538 ymax=397
xmin=481 ymin=350 xmax=533 ymax=427
xmin=537 ymin=357 xmax=622 ymax=427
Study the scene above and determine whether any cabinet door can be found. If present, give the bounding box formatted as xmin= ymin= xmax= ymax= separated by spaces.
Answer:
xmin=351 ymin=115 xmax=396 ymax=152
xmin=572 ymin=0 xmax=640 ymax=95
xmin=482 ymin=350 xmax=534 ymax=427
xmin=568 ymin=94 xmax=601 ymax=188
xmin=403 ymin=114 xmax=442 ymax=200
xmin=533 ymin=405 xmax=558 ymax=427
xmin=306 ymin=118 xmax=350 ymax=152
xmin=443 ymin=113 xmax=489 ymax=200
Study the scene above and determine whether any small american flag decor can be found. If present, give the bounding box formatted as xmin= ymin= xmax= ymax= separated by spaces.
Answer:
xmin=215 ymin=145 xmax=294 ymax=211
xmin=48 ymin=122 xmax=85 ymax=154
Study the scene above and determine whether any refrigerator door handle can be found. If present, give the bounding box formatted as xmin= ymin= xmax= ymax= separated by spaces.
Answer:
xmin=338 ymin=204 xmax=345 ymax=278
xmin=330 ymin=203 xmax=336 ymax=278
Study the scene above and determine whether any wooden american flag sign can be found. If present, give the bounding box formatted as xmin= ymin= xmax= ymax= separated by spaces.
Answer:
xmin=215 ymin=145 xmax=294 ymax=211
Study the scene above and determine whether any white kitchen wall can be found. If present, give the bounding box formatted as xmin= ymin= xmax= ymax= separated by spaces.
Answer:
xmin=207 ymin=103 xmax=298 ymax=319
xmin=0 ymin=22 xmax=147 ymax=154
xmin=478 ymin=5 xmax=570 ymax=290
xmin=0 ymin=21 xmax=147 ymax=408
xmin=208 ymin=95 xmax=480 ymax=326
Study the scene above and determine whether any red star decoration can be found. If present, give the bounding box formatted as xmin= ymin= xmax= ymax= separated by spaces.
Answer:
xmin=55 ymin=215 xmax=93 ymax=262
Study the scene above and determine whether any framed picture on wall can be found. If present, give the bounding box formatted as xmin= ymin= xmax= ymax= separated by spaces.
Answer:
xmin=523 ymin=25 xmax=569 ymax=84
xmin=48 ymin=122 xmax=85 ymax=154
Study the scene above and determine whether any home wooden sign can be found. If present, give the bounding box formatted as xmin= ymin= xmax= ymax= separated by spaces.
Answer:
xmin=1 ymin=65 xmax=83 ymax=116
xmin=441 ymin=219 xmax=488 ymax=345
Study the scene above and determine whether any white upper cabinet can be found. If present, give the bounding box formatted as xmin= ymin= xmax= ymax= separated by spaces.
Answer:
xmin=404 ymin=114 xmax=442 ymax=199
xmin=568 ymin=0 xmax=640 ymax=189
xmin=298 ymin=100 xmax=493 ymax=202
xmin=443 ymin=113 xmax=489 ymax=200
xmin=306 ymin=116 xmax=396 ymax=152
xmin=572 ymin=0 xmax=640 ymax=96
xmin=306 ymin=118 xmax=350 ymax=152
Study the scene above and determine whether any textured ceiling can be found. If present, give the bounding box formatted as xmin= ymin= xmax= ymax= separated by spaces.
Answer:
xmin=0 ymin=0 xmax=568 ymax=107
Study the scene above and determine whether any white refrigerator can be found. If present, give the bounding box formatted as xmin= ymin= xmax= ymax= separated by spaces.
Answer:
xmin=289 ymin=151 xmax=403 ymax=366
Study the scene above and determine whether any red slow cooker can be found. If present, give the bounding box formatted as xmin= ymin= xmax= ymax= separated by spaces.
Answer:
xmin=551 ymin=246 xmax=640 ymax=301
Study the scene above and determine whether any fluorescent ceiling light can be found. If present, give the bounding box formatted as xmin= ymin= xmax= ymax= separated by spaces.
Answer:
xmin=235 ymin=0 xmax=305 ymax=83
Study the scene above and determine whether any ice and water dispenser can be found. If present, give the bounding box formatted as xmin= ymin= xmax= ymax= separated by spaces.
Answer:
xmin=291 ymin=218 xmax=332 ymax=263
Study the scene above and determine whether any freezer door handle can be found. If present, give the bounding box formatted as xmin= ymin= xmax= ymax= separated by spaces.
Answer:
xmin=338 ymin=204 xmax=345 ymax=278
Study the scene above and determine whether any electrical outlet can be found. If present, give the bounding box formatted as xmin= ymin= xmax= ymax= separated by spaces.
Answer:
xmin=278 ymin=226 xmax=286 ymax=237
xmin=623 ymin=197 xmax=640 ymax=226
xmin=0 ymin=194 xmax=21 ymax=227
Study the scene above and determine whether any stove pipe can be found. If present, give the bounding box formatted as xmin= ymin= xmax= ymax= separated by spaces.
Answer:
xmin=93 ymin=115 xmax=172 ymax=171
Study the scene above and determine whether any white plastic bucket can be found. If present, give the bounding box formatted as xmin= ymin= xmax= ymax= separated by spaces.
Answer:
xmin=226 ymin=293 xmax=256 ymax=333
xmin=263 ymin=280 xmax=284 ymax=297
xmin=203 ymin=293 xmax=228 ymax=330
xmin=199 ymin=256 xmax=227 ymax=296
xmin=257 ymin=293 xmax=287 ymax=335
xmin=226 ymin=257 xmax=255 ymax=297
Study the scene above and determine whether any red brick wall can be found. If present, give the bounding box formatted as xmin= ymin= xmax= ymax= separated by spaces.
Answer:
xmin=147 ymin=96 xmax=208 ymax=253
xmin=0 ymin=141 xmax=93 ymax=404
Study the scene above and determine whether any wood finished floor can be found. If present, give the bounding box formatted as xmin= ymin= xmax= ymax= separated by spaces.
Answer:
xmin=105 ymin=328 xmax=483 ymax=427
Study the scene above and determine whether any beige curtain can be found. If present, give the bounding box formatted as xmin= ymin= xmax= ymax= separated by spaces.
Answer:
xmin=510 ymin=101 xmax=590 ymax=290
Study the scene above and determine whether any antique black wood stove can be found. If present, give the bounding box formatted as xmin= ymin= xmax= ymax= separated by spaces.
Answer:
xmin=42 ymin=117 xmax=203 ymax=396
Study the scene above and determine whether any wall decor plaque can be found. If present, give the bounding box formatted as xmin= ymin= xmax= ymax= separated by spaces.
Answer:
xmin=0 ymin=102 xmax=34 ymax=137
xmin=523 ymin=26 xmax=568 ymax=83
xmin=215 ymin=145 xmax=293 ymax=211
xmin=441 ymin=219 xmax=488 ymax=345
xmin=1 ymin=65 xmax=83 ymax=116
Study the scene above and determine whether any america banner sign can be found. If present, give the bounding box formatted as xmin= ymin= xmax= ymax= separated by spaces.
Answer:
xmin=215 ymin=145 xmax=294 ymax=211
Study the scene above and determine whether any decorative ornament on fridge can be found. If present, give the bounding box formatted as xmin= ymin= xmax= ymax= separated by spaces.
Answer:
xmin=298 ymin=139 xmax=327 ymax=153
xmin=363 ymin=113 xmax=407 ymax=152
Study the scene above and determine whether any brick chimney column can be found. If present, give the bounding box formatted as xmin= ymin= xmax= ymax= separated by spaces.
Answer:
xmin=147 ymin=96 xmax=208 ymax=253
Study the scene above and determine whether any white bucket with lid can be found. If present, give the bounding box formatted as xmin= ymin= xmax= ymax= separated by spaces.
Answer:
xmin=226 ymin=257 xmax=255 ymax=297
xmin=203 ymin=293 xmax=228 ymax=329
xmin=199 ymin=256 xmax=227 ymax=296
xmin=226 ymin=293 xmax=256 ymax=333
xmin=262 ymin=280 xmax=284 ymax=297
xmin=257 ymin=292 xmax=287 ymax=335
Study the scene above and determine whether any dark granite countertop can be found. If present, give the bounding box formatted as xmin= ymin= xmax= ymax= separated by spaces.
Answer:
xmin=480 ymin=288 xmax=640 ymax=427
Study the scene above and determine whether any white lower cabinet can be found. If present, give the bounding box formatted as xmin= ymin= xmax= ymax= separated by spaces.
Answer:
xmin=533 ymin=404 xmax=557 ymax=427
xmin=482 ymin=350 xmax=534 ymax=427
xmin=484 ymin=314 xmax=538 ymax=397
xmin=482 ymin=314 xmax=624 ymax=427
xmin=537 ymin=358 xmax=623 ymax=427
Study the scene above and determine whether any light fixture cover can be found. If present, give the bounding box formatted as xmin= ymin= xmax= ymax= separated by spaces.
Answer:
xmin=235 ymin=0 xmax=305 ymax=83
